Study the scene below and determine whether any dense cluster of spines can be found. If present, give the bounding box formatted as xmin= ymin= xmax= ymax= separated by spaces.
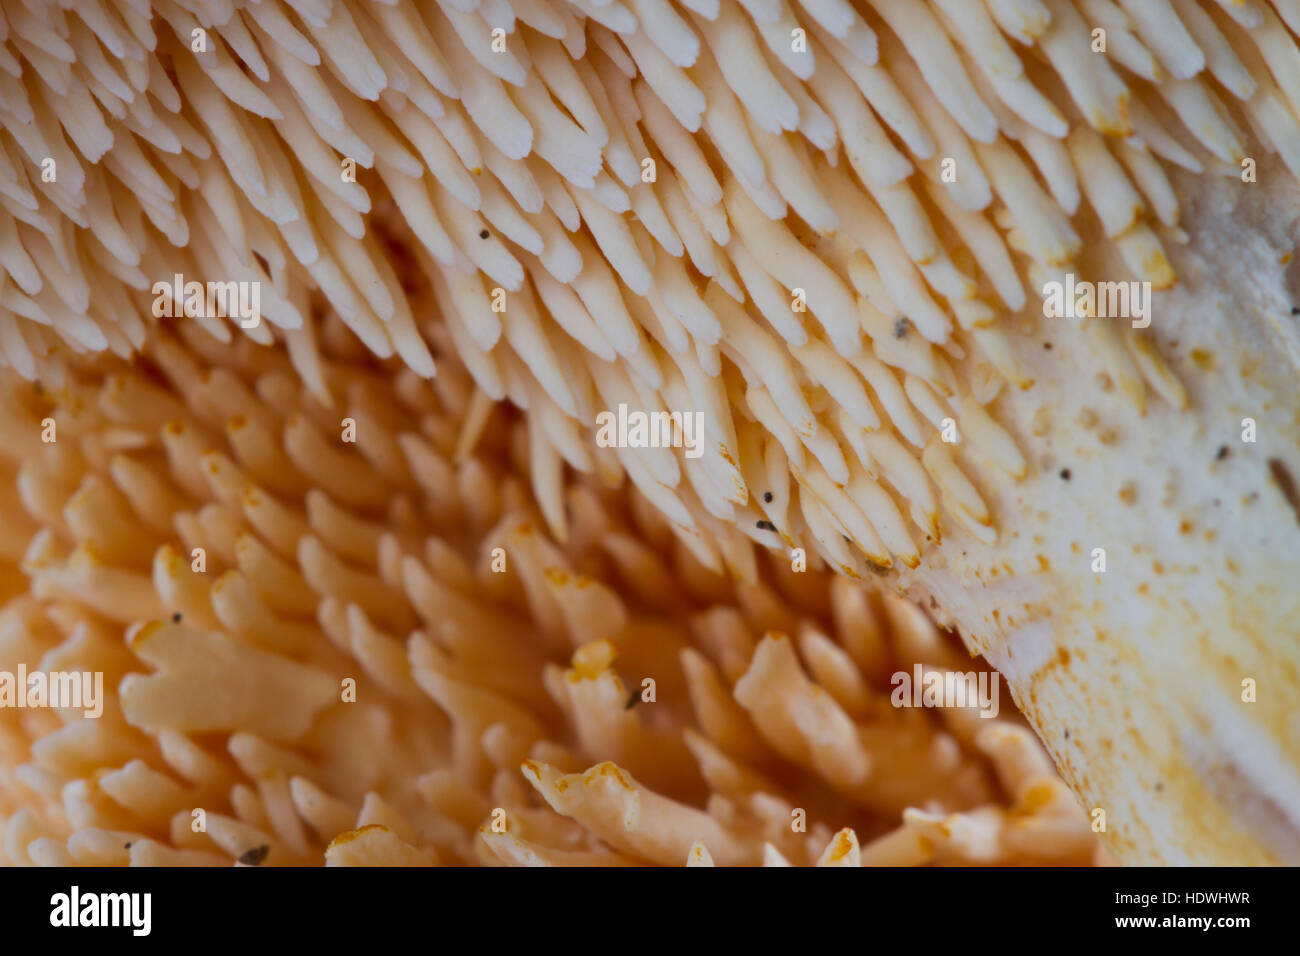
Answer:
xmin=3 ymin=0 xmax=1298 ymax=575
xmin=0 ymin=321 xmax=1097 ymax=865
xmin=2 ymin=0 xmax=1299 ymax=866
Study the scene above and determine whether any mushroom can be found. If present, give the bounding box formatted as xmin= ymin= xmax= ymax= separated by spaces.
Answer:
xmin=0 ymin=0 xmax=1297 ymax=865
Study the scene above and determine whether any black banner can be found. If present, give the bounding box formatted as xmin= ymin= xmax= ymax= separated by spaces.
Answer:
xmin=0 ymin=866 xmax=1276 ymax=943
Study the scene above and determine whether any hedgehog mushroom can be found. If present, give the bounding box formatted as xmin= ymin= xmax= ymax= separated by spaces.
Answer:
xmin=0 ymin=0 xmax=1298 ymax=865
